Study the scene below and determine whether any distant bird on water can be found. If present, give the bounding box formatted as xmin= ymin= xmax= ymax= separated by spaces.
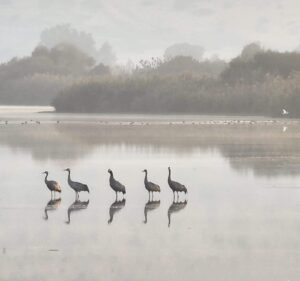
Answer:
xmin=168 ymin=167 xmax=187 ymax=199
xmin=42 ymin=171 xmax=62 ymax=197
xmin=108 ymin=169 xmax=126 ymax=199
xmin=142 ymin=169 xmax=160 ymax=198
xmin=282 ymin=108 xmax=289 ymax=116
xmin=64 ymin=168 xmax=89 ymax=198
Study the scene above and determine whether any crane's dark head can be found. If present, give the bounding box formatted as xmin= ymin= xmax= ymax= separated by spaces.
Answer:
xmin=142 ymin=169 xmax=147 ymax=173
xmin=64 ymin=168 xmax=70 ymax=172
xmin=42 ymin=171 xmax=48 ymax=175
xmin=108 ymin=169 xmax=113 ymax=174
xmin=168 ymin=167 xmax=171 ymax=171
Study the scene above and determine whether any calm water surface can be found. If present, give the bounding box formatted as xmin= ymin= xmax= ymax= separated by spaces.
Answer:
xmin=1 ymin=112 xmax=300 ymax=281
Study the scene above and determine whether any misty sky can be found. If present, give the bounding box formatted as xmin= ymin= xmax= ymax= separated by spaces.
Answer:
xmin=0 ymin=0 xmax=300 ymax=63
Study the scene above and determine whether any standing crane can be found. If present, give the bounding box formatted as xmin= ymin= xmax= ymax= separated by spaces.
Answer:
xmin=108 ymin=169 xmax=126 ymax=199
xmin=42 ymin=171 xmax=62 ymax=198
xmin=168 ymin=167 xmax=187 ymax=199
xmin=64 ymin=168 xmax=89 ymax=198
xmin=142 ymin=169 xmax=160 ymax=199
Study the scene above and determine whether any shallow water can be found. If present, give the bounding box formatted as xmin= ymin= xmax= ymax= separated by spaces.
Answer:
xmin=1 ymin=113 xmax=300 ymax=281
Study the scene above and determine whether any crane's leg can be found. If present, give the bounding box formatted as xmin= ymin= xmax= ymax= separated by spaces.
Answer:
xmin=177 ymin=191 xmax=179 ymax=201
xmin=173 ymin=191 xmax=175 ymax=202
xmin=152 ymin=191 xmax=154 ymax=201
xmin=115 ymin=191 xmax=118 ymax=201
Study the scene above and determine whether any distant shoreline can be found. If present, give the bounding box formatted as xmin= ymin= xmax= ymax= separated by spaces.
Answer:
xmin=0 ymin=105 xmax=297 ymax=123
xmin=0 ymin=105 xmax=55 ymax=114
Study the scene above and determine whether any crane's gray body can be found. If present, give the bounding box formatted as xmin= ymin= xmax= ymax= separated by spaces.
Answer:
xmin=168 ymin=167 xmax=187 ymax=193
xmin=143 ymin=170 xmax=160 ymax=193
xmin=43 ymin=172 xmax=62 ymax=193
xmin=65 ymin=169 xmax=89 ymax=194
xmin=108 ymin=170 xmax=126 ymax=194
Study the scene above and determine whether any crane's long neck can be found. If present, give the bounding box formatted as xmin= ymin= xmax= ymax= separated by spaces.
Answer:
xmin=67 ymin=170 xmax=71 ymax=183
xmin=109 ymin=172 xmax=114 ymax=182
xmin=168 ymin=169 xmax=171 ymax=181
xmin=144 ymin=171 xmax=148 ymax=183
xmin=44 ymin=173 xmax=48 ymax=184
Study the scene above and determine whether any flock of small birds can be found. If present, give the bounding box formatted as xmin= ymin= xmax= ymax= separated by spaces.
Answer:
xmin=43 ymin=167 xmax=188 ymax=201
xmin=0 ymin=119 xmax=295 ymax=127
xmin=0 ymin=108 xmax=292 ymax=127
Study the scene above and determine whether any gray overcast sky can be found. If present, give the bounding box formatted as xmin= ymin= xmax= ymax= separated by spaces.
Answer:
xmin=0 ymin=0 xmax=300 ymax=63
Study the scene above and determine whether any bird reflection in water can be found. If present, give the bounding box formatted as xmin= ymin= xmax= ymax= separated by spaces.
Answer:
xmin=143 ymin=199 xmax=160 ymax=224
xmin=108 ymin=198 xmax=126 ymax=224
xmin=65 ymin=199 xmax=89 ymax=224
xmin=167 ymin=200 xmax=188 ymax=227
xmin=43 ymin=198 xmax=61 ymax=220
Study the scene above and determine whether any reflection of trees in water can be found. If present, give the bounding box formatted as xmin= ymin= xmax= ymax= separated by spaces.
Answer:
xmin=0 ymin=124 xmax=94 ymax=161
xmin=1 ymin=123 xmax=300 ymax=176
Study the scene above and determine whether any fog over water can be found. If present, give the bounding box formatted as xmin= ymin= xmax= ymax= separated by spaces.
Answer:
xmin=1 ymin=112 xmax=300 ymax=280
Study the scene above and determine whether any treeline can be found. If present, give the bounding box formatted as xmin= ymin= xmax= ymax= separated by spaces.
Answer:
xmin=2 ymin=38 xmax=300 ymax=117
xmin=0 ymin=44 xmax=110 ymax=105
xmin=54 ymin=44 xmax=300 ymax=117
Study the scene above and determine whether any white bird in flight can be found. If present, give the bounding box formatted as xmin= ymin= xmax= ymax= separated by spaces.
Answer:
xmin=282 ymin=109 xmax=289 ymax=115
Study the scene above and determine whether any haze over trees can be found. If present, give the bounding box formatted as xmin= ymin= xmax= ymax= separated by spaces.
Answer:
xmin=54 ymin=43 xmax=300 ymax=117
xmin=1 ymin=25 xmax=300 ymax=117
xmin=40 ymin=24 xmax=117 ymax=65
xmin=0 ymin=42 xmax=109 ymax=105
xmin=164 ymin=43 xmax=204 ymax=62
xmin=0 ymin=25 xmax=117 ymax=105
